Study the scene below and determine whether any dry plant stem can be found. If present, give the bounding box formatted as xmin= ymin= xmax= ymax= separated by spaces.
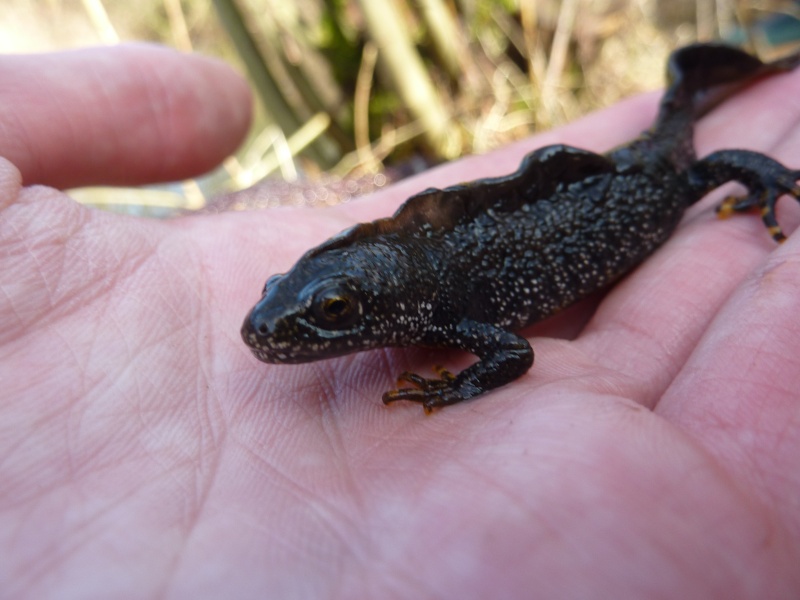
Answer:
xmin=164 ymin=0 xmax=192 ymax=52
xmin=354 ymin=41 xmax=379 ymax=171
xmin=541 ymin=0 xmax=580 ymax=125
xmin=521 ymin=0 xmax=547 ymax=86
xmin=417 ymin=0 xmax=465 ymax=80
xmin=356 ymin=0 xmax=460 ymax=157
xmin=80 ymin=0 xmax=119 ymax=44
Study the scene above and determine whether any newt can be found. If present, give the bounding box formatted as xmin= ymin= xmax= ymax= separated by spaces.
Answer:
xmin=241 ymin=43 xmax=800 ymax=412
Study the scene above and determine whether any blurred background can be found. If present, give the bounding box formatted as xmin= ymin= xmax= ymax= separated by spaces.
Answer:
xmin=3 ymin=0 xmax=800 ymax=215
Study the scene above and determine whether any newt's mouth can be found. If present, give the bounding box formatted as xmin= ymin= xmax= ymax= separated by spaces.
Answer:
xmin=248 ymin=347 xmax=289 ymax=364
xmin=241 ymin=323 xmax=291 ymax=363
xmin=241 ymin=321 xmax=325 ymax=364
xmin=243 ymin=336 xmax=303 ymax=364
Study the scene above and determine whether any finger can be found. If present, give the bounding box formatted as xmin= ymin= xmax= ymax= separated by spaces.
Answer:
xmin=657 ymin=233 xmax=800 ymax=537
xmin=0 ymin=44 xmax=252 ymax=189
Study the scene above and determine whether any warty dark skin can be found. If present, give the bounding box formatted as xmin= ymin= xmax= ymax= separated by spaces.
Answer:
xmin=242 ymin=43 xmax=800 ymax=412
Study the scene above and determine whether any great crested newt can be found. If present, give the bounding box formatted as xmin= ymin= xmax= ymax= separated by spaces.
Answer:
xmin=241 ymin=43 xmax=800 ymax=412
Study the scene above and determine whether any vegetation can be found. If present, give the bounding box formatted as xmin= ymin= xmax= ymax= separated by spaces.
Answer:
xmin=6 ymin=0 xmax=800 ymax=210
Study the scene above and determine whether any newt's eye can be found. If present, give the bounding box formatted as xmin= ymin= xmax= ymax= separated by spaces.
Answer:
xmin=322 ymin=296 xmax=351 ymax=319
xmin=309 ymin=281 xmax=361 ymax=329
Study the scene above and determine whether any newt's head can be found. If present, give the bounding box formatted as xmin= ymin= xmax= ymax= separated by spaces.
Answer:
xmin=241 ymin=239 xmax=429 ymax=364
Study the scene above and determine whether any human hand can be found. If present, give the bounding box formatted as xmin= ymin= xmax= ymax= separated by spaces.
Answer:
xmin=2 ymin=45 xmax=799 ymax=599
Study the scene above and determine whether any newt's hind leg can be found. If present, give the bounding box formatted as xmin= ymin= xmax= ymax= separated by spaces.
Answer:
xmin=716 ymin=188 xmax=798 ymax=242
xmin=716 ymin=194 xmax=761 ymax=217
xmin=689 ymin=150 xmax=800 ymax=243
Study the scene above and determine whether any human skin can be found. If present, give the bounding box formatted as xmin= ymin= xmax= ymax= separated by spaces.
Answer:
xmin=1 ymin=44 xmax=799 ymax=600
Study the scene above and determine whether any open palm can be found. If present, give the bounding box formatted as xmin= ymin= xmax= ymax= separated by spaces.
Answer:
xmin=2 ymin=45 xmax=799 ymax=599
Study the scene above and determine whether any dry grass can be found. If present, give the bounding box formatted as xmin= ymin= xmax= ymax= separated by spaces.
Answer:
xmin=2 ymin=0 xmax=796 ymax=214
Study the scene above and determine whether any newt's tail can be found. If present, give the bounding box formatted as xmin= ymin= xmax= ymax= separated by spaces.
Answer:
xmin=652 ymin=44 xmax=800 ymax=148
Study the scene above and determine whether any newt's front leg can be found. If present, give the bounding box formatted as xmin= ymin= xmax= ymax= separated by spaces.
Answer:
xmin=383 ymin=320 xmax=534 ymax=412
